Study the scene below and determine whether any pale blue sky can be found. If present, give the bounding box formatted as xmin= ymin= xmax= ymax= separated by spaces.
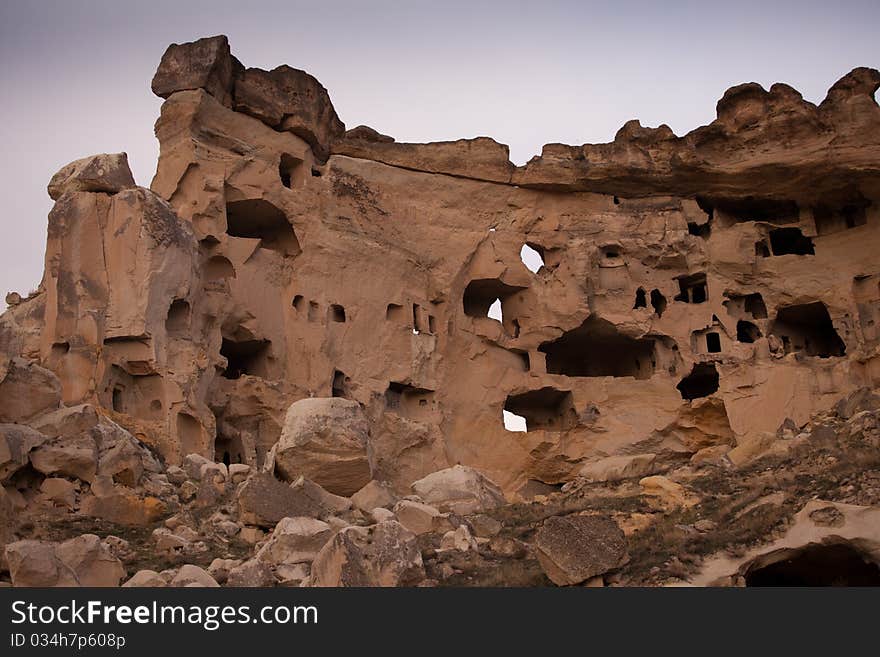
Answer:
xmin=1 ymin=0 xmax=878 ymax=304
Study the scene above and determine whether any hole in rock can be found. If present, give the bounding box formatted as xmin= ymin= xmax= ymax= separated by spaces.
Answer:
xmin=51 ymin=342 xmax=70 ymax=359
xmin=676 ymin=363 xmax=719 ymax=400
xmin=813 ymin=200 xmax=869 ymax=235
xmin=768 ymin=227 xmax=815 ymax=256
xmin=311 ymin=168 xmax=322 ymax=177
xmin=112 ymin=387 xmax=123 ymax=412
xmin=755 ymin=240 xmax=771 ymax=258
xmin=165 ymin=299 xmax=190 ymax=335
xmin=613 ymin=196 xmax=620 ymax=205
xmin=539 ymin=316 xmax=655 ymax=379
xmin=688 ymin=221 xmax=711 ymax=238
xmin=503 ymin=388 xmax=577 ymax=431
xmin=502 ymin=410 xmax=527 ymax=432
xmin=412 ymin=303 xmax=424 ymax=333
xmin=634 ymin=287 xmax=647 ymax=309
xmin=736 ymin=320 xmax=761 ymax=343
xmin=332 ymin=369 xmax=349 ymax=398
xmin=205 ymin=256 xmax=235 ymax=281
xmin=308 ymin=301 xmax=319 ymax=322
xmin=428 ymin=315 xmax=437 ymax=334
xmin=214 ymin=430 xmax=245 ymax=467
xmin=384 ymin=382 xmax=435 ymax=419
xmin=520 ymin=243 xmax=545 ymax=273
xmin=225 ymin=198 xmax=301 ymax=256
xmin=650 ymin=289 xmax=667 ymax=317
xmin=329 ymin=304 xmax=346 ymax=323
xmin=710 ymin=197 xmax=800 ymax=224
xmin=674 ymin=273 xmax=708 ymax=304
xmin=463 ymin=279 xmax=526 ymax=319
xmin=279 ymin=153 xmax=304 ymax=189
xmin=770 ymin=302 xmax=845 ymax=357
xmin=292 ymin=295 xmax=305 ymax=312
xmin=744 ymin=543 xmax=880 ymax=587
xmin=221 ymin=338 xmax=271 ymax=379
xmin=706 ymin=332 xmax=722 ymax=353
xmin=386 ymin=303 xmax=404 ymax=321
xmin=742 ymin=293 xmax=768 ymax=319
xmin=487 ymin=299 xmax=503 ymax=322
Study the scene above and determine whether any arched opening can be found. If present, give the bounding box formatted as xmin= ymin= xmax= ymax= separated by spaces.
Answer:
xmin=225 ymin=198 xmax=301 ymax=256
xmin=770 ymin=302 xmax=845 ymax=357
xmin=676 ymin=363 xmax=719 ymax=400
xmin=165 ymin=299 xmax=190 ymax=335
xmin=650 ymin=289 xmax=667 ymax=317
xmin=744 ymin=543 xmax=880 ymax=586
xmin=503 ymin=388 xmax=577 ymax=431
xmin=205 ymin=255 xmax=235 ymax=281
xmin=736 ymin=320 xmax=761 ymax=343
xmin=634 ymin=287 xmax=647 ymax=309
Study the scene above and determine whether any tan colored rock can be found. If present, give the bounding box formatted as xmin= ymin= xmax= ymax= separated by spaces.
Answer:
xmin=30 ymin=434 xmax=98 ymax=482
xmin=256 ymin=517 xmax=333 ymax=566
xmin=440 ymin=525 xmax=478 ymax=552
xmin=170 ymin=564 xmax=220 ymax=587
xmin=0 ymin=359 xmax=61 ymax=423
xmin=226 ymin=559 xmax=276 ymax=587
xmin=47 ymin=153 xmax=136 ymax=200
xmin=122 ymin=570 xmax=167 ymax=587
xmin=411 ymin=466 xmax=505 ymax=514
xmin=727 ymin=432 xmax=781 ymax=467
xmin=0 ymin=424 xmax=48 ymax=482
xmin=393 ymin=499 xmax=441 ymax=535
xmin=237 ymin=473 xmax=327 ymax=527
xmin=534 ymin=515 xmax=629 ymax=586
xmin=6 ymin=534 xmax=125 ymax=587
xmin=274 ymin=398 xmax=371 ymax=496
xmin=40 ymin=477 xmax=76 ymax=508
xmin=351 ymin=480 xmax=398 ymax=512
xmin=310 ymin=520 xmax=425 ymax=587
xmin=577 ymin=453 xmax=658 ymax=482
xmin=639 ymin=475 xmax=699 ymax=510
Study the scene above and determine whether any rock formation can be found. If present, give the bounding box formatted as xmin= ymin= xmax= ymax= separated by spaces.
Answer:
xmin=1 ymin=34 xmax=879 ymax=587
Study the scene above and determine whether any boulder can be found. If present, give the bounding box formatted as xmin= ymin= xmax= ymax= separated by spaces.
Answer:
xmin=170 ymin=564 xmax=220 ymax=587
xmin=411 ymin=465 xmax=505 ymax=514
xmin=233 ymin=65 xmax=345 ymax=160
xmin=310 ymin=520 xmax=425 ymax=587
xmin=151 ymin=35 xmax=238 ymax=105
xmin=440 ymin=525 xmax=478 ymax=552
xmin=274 ymin=398 xmax=371 ymax=496
xmin=30 ymin=404 xmax=99 ymax=439
xmin=0 ymin=358 xmax=61 ymax=423
xmin=351 ymin=479 xmax=398 ymax=513
xmin=237 ymin=473 xmax=327 ymax=527
xmin=226 ymin=559 xmax=277 ymax=587
xmin=577 ymin=453 xmax=658 ymax=483
xmin=393 ymin=499 xmax=442 ymax=535
xmin=39 ymin=477 xmax=76 ymax=508
xmin=6 ymin=534 xmax=125 ymax=587
xmin=534 ymin=515 xmax=629 ymax=586
xmin=256 ymin=517 xmax=333 ymax=566
xmin=29 ymin=434 xmax=98 ymax=482
xmin=47 ymin=153 xmax=136 ymax=200
xmin=122 ymin=570 xmax=167 ymax=587
xmin=0 ymin=424 xmax=49 ymax=482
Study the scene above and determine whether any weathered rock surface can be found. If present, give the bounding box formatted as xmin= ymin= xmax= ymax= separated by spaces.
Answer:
xmin=5 ymin=535 xmax=125 ymax=587
xmin=534 ymin=515 xmax=629 ymax=586
xmin=411 ymin=466 xmax=505 ymax=514
xmin=47 ymin=153 xmax=136 ymax=200
xmin=1 ymin=34 xmax=880 ymax=587
xmin=274 ymin=398 xmax=371 ymax=496
xmin=309 ymin=520 xmax=424 ymax=587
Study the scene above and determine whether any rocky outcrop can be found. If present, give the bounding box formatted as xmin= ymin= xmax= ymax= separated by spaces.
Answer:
xmin=5 ymin=534 xmax=125 ymax=587
xmin=1 ymin=34 xmax=879 ymax=587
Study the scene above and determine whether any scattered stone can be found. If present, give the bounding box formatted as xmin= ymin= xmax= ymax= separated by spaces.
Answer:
xmin=122 ymin=570 xmax=167 ymax=587
xmin=170 ymin=564 xmax=220 ymax=587
xmin=6 ymin=534 xmax=126 ymax=587
xmin=351 ymin=480 xmax=397 ymax=513
xmin=411 ymin=465 xmax=505 ymax=514
xmin=256 ymin=517 xmax=333 ymax=566
xmin=534 ymin=515 xmax=629 ymax=586
xmin=393 ymin=499 xmax=442 ymax=535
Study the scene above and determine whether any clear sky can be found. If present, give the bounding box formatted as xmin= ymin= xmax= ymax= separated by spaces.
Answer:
xmin=0 ymin=0 xmax=878 ymax=306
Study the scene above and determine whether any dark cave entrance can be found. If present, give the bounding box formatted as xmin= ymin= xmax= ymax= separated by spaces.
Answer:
xmin=538 ymin=316 xmax=656 ymax=379
xmin=225 ymin=198 xmax=301 ymax=256
xmin=220 ymin=338 xmax=271 ymax=379
xmin=503 ymin=388 xmax=577 ymax=431
xmin=676 ymin=362 xmax=719 ymax=400
xmin=744 ymin=543 xmax=880 ymax=587
xmin=770 ymin=302 xmax=845 ymax=358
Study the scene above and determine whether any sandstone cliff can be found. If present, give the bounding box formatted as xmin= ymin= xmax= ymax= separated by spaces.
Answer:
xmin=1 ymin=35 xmax=879 ymax=587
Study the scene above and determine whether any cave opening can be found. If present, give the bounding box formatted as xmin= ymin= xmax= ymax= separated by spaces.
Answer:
xmin=329 ymin=304 xmax=346 ymax=323
xmin=650 ymin=289 xmax=667 ymax=317
xmin=385 ymin=382 xmax=435 ymax=419
xmin=205 ymin=255 xmax=235 ymax=281
xmin=538 ymin=316 xmax=656 ymax=379
xmin=165 ymin=299 xmax=190 ymax=335
xmin=676 ymin=363 xmax=719 ymax=400
xmin=711 ymin=197 xmax=800 ymax=224
xmin=744 ymin=543 xmax=880 ymax=587
xmin=332 ymin=369 xmax=349 ymax=398
xmin=520 ymin=243 xmax=545 ymax=273
xmin=279 ymin=153 xmax=304 ymax=189
xmin=736 ymin=320 xmax=761 ymax=343
xmin=770 ymin=302 xmax=845 ymax=357
xmin=225 ymin=198 xmax=301 ymax=256
xmin=220 ymin=338 xmax=271 ymax=379
xmin=463 ymin=279 xmax=526 ymax=318
xmin=503 ymin=387 xmax=577 ymax=431
xmin=706 ymin=332 xmax=722 ymax=353
xmin=634 ymin=287 xmax=647 ymax=309
xmin=768 ymin=227 xmax=815 ymax=256
xmin=674 ymin=273 xmax=708 ymax=304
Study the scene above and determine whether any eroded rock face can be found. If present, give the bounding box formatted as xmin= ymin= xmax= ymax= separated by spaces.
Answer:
xmin=1 ymin=34 xmax=880 ymax=587
xmin=309 ymin=520 xmax=425 ymax=587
